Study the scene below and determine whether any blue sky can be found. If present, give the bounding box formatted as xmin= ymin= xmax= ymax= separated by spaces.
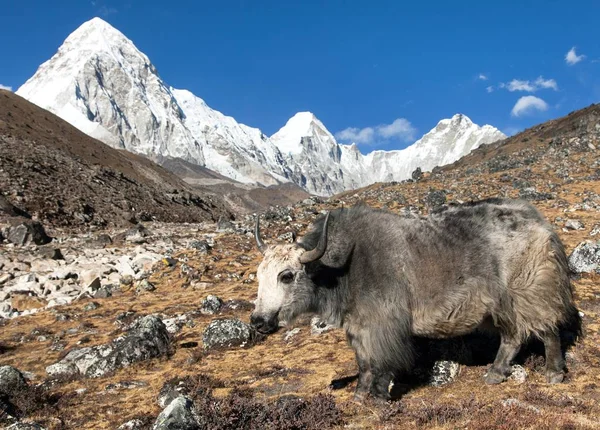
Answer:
xmin=1 ymin=0 xmax=599 ymax=152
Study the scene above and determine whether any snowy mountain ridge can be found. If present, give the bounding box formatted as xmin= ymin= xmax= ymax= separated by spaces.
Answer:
xmin=17 ymin=17 xmax=506 ymax=196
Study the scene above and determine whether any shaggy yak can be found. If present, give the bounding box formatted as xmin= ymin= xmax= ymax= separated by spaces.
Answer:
xmin=251 ymin=198 xmax=581 ymax=401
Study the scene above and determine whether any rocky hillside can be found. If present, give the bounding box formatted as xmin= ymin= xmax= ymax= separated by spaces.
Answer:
xmin=0 ymin=104 xmax=599 ymax=429
xmin=0 ymin=90 xmax=230 ymax=229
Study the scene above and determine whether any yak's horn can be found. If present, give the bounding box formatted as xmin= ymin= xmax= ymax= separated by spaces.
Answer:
xmin=299 ymin=212 xmax=330 ymax=264
xmin=255 ymin=215 xmax=266 ymax=254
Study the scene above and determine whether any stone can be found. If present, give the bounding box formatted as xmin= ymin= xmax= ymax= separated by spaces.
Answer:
xmin=0 ymin=365 xmax=28 ymax=395
xmin=310 ymin=317 xmax=335 ymax=335
xmin=153 ymin=396 xmax=200 ymax=430
xmin=519 ymin=188 xmax=554 ymax=201
xmin=216 ymin=216 xmax=235 ymax=232
xmin=564 ymin=219 xmax=584 ymax=231
xmin=117 ymin=419 xmax=145 ymax=430
xmin=46 ymin=315 xmax=171 ymax=379
xmin=162 ymin=315 xmax=189 ymax=334
xmin=5 ymin=218 xmax=51 ymax=246
xmin=189 ymin=240 xmax=211 ymax=253
xmin=84 ymin=301 xmax=100 ymax=311
xmin=508 ymin=364 xmax=528 ymax=383
xmin=5 ymin=424 xmax=46 ymax=430
xmin=589 ymin=224 xmax=600 ymax=236
xmin=200 ymin=295 xmax=222 ymax=315
xmin=0 ymin=272 xmax=13 ymax=285
xmin=30 ymin=259 xmax=60 ymax=273
xmin=37 ymin=247 xmax=64 ymax=260
xmin=277 ymin=231 xmax=296 ymax=243
xmin=94 ymin=285 xmax=113 ymax=299
xmin=429 ymin=360 xmax=460 ymax=387
xmin=411 ymin=167 xmax=423 ymax=181
xmin=568 ymin=241 xmax=600 ymax=273
xmin=202 ymin=318 xmax=256 ymax=350
xmin=136 ymin=279 xmax=156 ymax=293
xmin=424 ymin=190 xmax=447 ymax=209
xmin=0 ymin=291 xmax=9 ymax=301
xmin=284 ymin=328 xmax=301 ymax=342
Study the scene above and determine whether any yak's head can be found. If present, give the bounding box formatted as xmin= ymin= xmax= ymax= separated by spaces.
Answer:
xmin=250 ymin=212 xmax=330 ymax=334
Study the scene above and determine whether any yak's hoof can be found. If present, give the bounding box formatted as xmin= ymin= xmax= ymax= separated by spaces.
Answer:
xmin=484 ymin=369 xmax=507 ymax=385
xmin=546 ymin=370 xmax=565 ymax=384
xmin=352 ymin=391 xmax=367 ymax=404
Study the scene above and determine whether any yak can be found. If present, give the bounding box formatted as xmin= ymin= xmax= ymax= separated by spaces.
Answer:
xmin=251 ymin=198 xmax=581 ymax=401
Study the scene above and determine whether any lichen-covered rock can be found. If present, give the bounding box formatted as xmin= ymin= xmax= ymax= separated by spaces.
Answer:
xmin=117 ymin=419 xmax=146 ymax=430
xmin=46 ymin=315 xmax=170 ymax=378
xmin=189 ymin=240 xmax=211 ymax=253
xmin=424 ymin=190 xmax=447 ymax=209
xmin=508 ymin=364 xmax=528 ymax=383
xmin=200 ymin=295 xmax=222 ymax=315
xmin=202 ymin=318 xmax=255 ymax=349
xmin=429 ymin=360 xmax=460 ymax=386
xmin=0 ymin=365 xmax=28 ymax=395
xmin=5 ymin=423 xmax=47 ymax=430
xmin=568 ymin=241 xmax=600 ymax=274
xmin=153 ymin=396 xmax=200 ymax=430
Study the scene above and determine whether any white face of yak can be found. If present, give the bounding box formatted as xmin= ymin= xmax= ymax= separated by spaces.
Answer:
xmin=251 ymin=244 xmax=307 ymax=334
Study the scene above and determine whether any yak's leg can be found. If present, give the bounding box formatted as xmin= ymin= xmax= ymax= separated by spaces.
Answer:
xmin=354 ymin=351 xmax=373 ymax=401
xmin=484 ymin=333 xmax=521 ymax=384
xmin=369 ymin=366 xmax=395 ymax=402
xmin=543 ymin=332 xmax=565 ymax=383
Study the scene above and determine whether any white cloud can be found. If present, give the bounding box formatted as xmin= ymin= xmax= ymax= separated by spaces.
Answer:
xmin=507 ymin=79 xmax=536 ymax=92
xmin=336 ymin=118 xmax=416 ymax=145
xmin=335 ymin=126 xmax=375 ymax=145
xmin=500 ymin=76 xmax=558 ymax=92
xmin=534 ymin=76 xmax=558 ymax=91
xmin=511 ymin=96 xmax=549 ymax=117
xmin=0 ymin=84 xmax=12 ymax=91
xmin=565 ymin=47 xmax=585 ymax=65
xmin=486 ymin=86 xmax=494 ymax=93
xmin=478 ymin=74 xmax=488 ymax=81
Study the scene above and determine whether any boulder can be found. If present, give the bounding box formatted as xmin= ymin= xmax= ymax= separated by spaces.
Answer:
xmin=424 ymin=190 xmax=446 ymax=210
xmin=0 ymin=365 xmax=28 ymax=395
xmin=429 ymin=360 xmax=460 ymax=387
xmin=153 ymin=396 xmax=200 ymax=430
xmin=4 ymin=218 xmax=51 ymax=246
xmin=200 ymin=295 xmax=222 ymax=315
xmin=568 ymin=241 xmax=600 ymax=274
xmin=202 ymin=318 xmax=256 ymax=349
xmin=46 ymin=315 xmax=170 ymax=378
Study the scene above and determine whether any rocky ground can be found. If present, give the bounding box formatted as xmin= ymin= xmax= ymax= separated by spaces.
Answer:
xmin=1 ymin=104 xmax=600 ymax=429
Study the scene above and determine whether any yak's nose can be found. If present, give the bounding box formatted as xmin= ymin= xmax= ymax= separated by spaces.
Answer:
xmin=250 ymin=314 xmax=266 ymax=331
xmin=250 ymin=313 xmax=278 ymax=334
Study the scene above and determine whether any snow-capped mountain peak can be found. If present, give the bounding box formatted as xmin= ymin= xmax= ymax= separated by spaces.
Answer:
xmin=17 ymin=17 xmax=506 ymax=197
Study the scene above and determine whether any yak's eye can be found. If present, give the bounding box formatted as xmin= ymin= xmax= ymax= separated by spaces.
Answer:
xmin=279 ymin=271 xmax=294 ymax=284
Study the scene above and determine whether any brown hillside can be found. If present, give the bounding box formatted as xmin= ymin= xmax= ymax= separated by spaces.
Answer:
xmin=0 ymin=90 xmax=230 ymax=228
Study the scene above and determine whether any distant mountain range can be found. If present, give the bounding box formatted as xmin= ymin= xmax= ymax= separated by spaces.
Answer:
xmin=17 ymin=17 xmax=506 ymax=196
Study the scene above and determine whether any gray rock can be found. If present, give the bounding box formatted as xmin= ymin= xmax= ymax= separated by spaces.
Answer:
xmin=30 ymin=259 xmax=60 ymax=273
xmin=46 ymin=315 xmax=170 ymax=378
xmin=200 ymin=295 xmax=222 ymax=315
xmin=564 ymin=219 xmax=584 ymax=231
xmin=0 ymin=272 xmax=13 ymax=285
xmin=84 ymin=301 xmax=100 ymax=311
xmin=310 ymin=317 xmax=335 ymax=335
xmin=216 ymin=216 xmax=235 ymax=232
xmin=411 ymin=167 xmax=423 ymax=181
xmin=37 ymin=247 xmax=64 ymax=260
xmin=5 ymin=423 xmax=47 ymax=430
xmin=284 ymin=328 xmax=301 ymax=342
xmin=117 ymin=419 xmax=146 ymax=430
xmin=136 ymin=279 xmax=156 ymax=293
xmin=162 ymin=315 xmax=189 ymax=334
xmin=202 ymin=318 xmax=256 ymax=349
xmin=568 ymin=241 xmax=600 ymax=273
xmin=153 ymin=396 xmax=200 ymax=430
xmin=189 ymin=240 xmax=211 ymax=253
xmin=424 ymin=190 xmax=447 ymax=209
xmin=508 ymin=364 xmax=528 ymax=383
xmin=0 ymin=291 xmax=10 ymax=301
xmin=0 ymin=365 xmax=28 ymax=395
xmin=590 ymin=224 xmax=600 ymax=237
xmin=519 ymin=187 xmax=554 ymax=201
xmin=429 ymin=360 xmax=460 ymax=386
xmin=5 ymin=219 xmax=51 ymax=246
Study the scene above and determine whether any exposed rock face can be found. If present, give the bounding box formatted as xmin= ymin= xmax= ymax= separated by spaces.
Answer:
xmin=202 ymin=318 xmax=256 ymax=349
xmin=46 ymin=315 xmax=170 ymax=378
